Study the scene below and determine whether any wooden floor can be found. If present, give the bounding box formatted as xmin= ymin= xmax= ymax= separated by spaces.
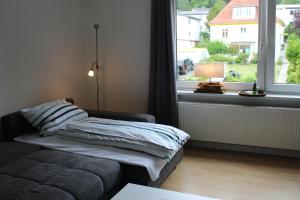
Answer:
xmin=161 ymin=147 xmax=300 ymax=200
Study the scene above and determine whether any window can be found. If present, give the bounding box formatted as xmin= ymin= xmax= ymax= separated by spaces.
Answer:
xmin=222 ymin=29 xmax=228 ymax=38
xmin=241 ymin=27 xmax=247 ymax=34
xmin=290 ymin=10 xmax=294 ymax=15
xmin=176 ymin=0 xmax=300 ymax=94
xmin=232 ymin=7 xmax=256 ymax=19
xmin=290 ymin=9 xmax=300 ymax=16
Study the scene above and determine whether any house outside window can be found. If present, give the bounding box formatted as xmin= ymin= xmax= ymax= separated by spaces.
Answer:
xmin=176 ymin=0 xmax=300 ymax=93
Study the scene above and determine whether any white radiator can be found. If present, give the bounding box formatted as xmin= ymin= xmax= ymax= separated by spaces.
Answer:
xmin=179 ymin=102 xmax=300 ymax=151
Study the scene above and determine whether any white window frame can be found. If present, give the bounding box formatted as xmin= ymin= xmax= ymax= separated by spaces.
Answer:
xmin=176 ymin=0 xmax=300 ymax=94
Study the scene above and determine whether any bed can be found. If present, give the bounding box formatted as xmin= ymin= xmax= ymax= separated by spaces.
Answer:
xmin=0 ymin=101 xmax=184 ymax=198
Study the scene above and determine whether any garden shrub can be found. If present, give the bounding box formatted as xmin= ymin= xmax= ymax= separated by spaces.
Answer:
xmin=228 ymin=46 xmax=239 ymax=55
xmin=235 ymin=53 xmax=249 ymax=64
xmin=206 ymin=40 xmax=229 ymax=55
xmin=286 ymin=35 xmax=300 ymax=64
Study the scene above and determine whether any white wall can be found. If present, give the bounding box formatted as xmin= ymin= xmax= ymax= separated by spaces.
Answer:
xmin=177 ymin=15 xmax=201 ymax=42
xmin=81 ymin=0 xmax=151 ymax=113
xmin=0 ymin=0 xmax=87 ymax=138
xmin=210 ymin=24 xmax=258 ymax=46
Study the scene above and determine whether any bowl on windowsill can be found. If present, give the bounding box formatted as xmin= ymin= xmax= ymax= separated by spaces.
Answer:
xmin=239 ymin=90 xmax=266 ymax=97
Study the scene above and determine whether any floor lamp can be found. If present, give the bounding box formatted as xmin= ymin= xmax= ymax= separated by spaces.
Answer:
xmin=88 ymin=24 xmax=101 ymax=111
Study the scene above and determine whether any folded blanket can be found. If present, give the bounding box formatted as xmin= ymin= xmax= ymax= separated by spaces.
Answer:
xmin=57 ymin=117 xmax=190 ymax=159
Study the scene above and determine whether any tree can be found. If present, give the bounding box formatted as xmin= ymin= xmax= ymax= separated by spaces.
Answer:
xmin=207 ymin=0 xmax=226 ymax=22
xmin=176 ymin=0 xmax=210 ymax=11
xmin=281 ymin=0 xmax=300 ymax=4
xmin=190 ymin=0 xmax=209 ymax=8
xmin=286 ymin=34 xmax=300 ymax=83
xmin=176 ymin=0 xmax=229 ymax=11
xmin=285 ymin=23 xmax=300 ymax=36
xmin=200 ymin=31 xmax=210 ymax=41
xmin=176 ymin=0 xmax=193 ymax=11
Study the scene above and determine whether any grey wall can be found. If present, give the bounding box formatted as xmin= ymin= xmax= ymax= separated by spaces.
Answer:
xmin=0 ymin=0 xmax=152 ymax=139
xmin=0 ymin=0 xmax=87 ymax=139
xmin=81 ymin=0 xmax=151 ymax=113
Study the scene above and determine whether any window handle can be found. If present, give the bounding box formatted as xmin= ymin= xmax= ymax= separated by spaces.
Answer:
xmin=260 ymin=41 xmax=265 ymax=51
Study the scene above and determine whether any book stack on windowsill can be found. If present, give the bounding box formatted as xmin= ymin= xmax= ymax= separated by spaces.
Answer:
xmin=194 ymin=82 xmax=224 ymax=94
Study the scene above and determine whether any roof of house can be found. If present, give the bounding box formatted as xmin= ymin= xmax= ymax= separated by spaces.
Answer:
xmin=209 ymin=0 xmax=284 ymax=26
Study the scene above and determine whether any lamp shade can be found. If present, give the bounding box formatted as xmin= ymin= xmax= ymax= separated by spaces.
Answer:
xmin=194 ymin=63 xmax=225 ymax=78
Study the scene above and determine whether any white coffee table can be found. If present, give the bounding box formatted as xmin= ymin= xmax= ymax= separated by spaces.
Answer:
xmin=112 ymin=183 xmax=219 ymax=200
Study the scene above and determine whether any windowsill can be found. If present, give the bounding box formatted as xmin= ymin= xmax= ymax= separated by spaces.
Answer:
xmin=178 ymin=90 xmax=300 ymax=108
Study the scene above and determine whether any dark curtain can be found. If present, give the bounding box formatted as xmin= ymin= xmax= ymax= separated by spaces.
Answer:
xmin=148 ymin=0 xmax=178 ymax=127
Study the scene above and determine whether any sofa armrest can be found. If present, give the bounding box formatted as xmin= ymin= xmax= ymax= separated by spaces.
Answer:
xmin=84 ymin=109 xmax=156 ymax=123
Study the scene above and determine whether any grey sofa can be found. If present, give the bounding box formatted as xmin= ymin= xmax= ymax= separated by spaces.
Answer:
xmin=0 ymin=103 xmax=183 ymax=199
xmin=0 ymin=142 xmax=121 ymax=200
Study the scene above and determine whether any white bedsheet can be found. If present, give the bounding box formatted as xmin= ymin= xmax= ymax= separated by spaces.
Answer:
xmin=15 ymin=134 xmax=170 ymax=181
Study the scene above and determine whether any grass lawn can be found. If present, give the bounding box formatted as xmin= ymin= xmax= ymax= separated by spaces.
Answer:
xmin=225 ymin=64 xmax=257 ymax=82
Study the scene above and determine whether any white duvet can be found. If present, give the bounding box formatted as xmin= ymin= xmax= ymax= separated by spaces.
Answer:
xmin=58 ymin=117 xmax=190 ymax=159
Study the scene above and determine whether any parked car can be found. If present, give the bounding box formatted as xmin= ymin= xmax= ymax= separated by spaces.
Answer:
xmin=177 ymin=58 xmax=194 ymax=75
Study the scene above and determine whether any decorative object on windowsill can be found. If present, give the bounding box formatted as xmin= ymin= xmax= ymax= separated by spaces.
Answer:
xmin=88 ymin=24 xmax=103 ymax=111
xmin=193 ymin=63 xmax=225 ymax=94
xmin=239 ymin=90 xmax=266 ymax=97
xmin=195 ymin=82 xmax=224 ymax=94
xmin=239 ymin=82 xmax=266 ymax=97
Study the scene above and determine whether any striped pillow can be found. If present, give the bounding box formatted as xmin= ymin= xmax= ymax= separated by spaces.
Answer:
xmin=21 ymin=99 xmax=88 ymax=135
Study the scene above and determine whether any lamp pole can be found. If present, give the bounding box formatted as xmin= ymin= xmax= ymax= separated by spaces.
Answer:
xmin=94 ymin=24 xmax=100 ymax=111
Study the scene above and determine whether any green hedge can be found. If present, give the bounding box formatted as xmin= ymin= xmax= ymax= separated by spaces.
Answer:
xmin=206 ymin=40 xmax=229 ymax=55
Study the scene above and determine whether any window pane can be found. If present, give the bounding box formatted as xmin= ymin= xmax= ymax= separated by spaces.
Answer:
xmin=275 ymin=1 xmax=300 ymax=84
xmin=176 ymin=0 xmax=258 ymax=83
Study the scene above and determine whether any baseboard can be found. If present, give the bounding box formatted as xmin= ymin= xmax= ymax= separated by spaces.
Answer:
xmin=186 ymin=140 xmax=300 ymax=158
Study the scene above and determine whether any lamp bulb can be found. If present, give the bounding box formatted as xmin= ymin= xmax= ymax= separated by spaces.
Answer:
xmin=88 ymin=70 xmax=95 ymax=77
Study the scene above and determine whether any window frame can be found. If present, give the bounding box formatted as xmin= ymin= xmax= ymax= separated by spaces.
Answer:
xmin=176 ymin=0 xmax=300 ymax=94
